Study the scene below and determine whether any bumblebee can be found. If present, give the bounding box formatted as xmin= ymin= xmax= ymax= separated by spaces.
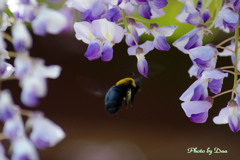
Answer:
xmin=104 ymin=77 xmax=141 ymax=114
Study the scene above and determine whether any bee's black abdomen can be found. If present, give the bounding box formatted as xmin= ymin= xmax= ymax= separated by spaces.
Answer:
xmin=104 ymin=85 xmax=128 ymax=114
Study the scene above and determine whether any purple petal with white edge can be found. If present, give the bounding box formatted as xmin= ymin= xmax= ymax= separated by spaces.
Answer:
xmin=21 ymin=88 xmax=40 ymax=107
xmin=213 ymin=106 xmax=229 ymax=124
xmin=136 ymin=0 xmax=148 ymax=5
xmin=84 ymin=41 xmax=102 ymax=60
xmin=153 ymin=0 xmax=167 ymax=8
xmin=28 ymin=113 xmax=65 ymax=149
xmin=218 ymin=42 xmax=234 ymax=56
xmin=92 ymin=18 xmax=124 ymax=43
xmin=32 ymin=7 xmax=67 ymax=36
xmin=189 ymin=46 xmax=216 ymax=61
xmin=232 ymin=0 xmax=240 ymax=12
xmin=190 ymin=112 xmax=209 ymax=123
xmin=11 ymin=137 xmax=39 ymax=160
xmin=202 ymin=70 xmax=228 ymax=79
xmin=3 ymin=114 xmax=25 ymax=140
xmin=227 ymin=100 xmax=240 ymax=132
xmin=0 ymin=90 xmax=16 ymax=122
xmin=180 ymin=78 xmax=206 ymax=101
xmin=14 ymin=52 xmax=32 ymax=79
xmin=82 ymin=1 xmax=106 ymax=21
xmin=66 ymin=0 xmax=98 ymax=12
xmin=186 ymin=12 xmax=202 ymax=25
xmin=41 ymin=65 xmax=62 ymax=79
xmin=1 ymin=13 xmax=11 ymax=31
xmin=188 ymin=64 xmax=199 ymax=77
xmin=237 ymin=61 xmax=240 ymax=72
xmin=154 ymin=35 xmax=170 ymax=51
xmin=194 ymin=58 xmax=211 ymax=68
xmin=220 ymin=9 xmax=239 ymax=24
xmin=141 ymin=41 xmax=155 ymax=53
xmin=125 ymin=21 xmax=139 ymax=46
xmin=138 ymin=4 xmax=151 ymax=19
xmin=190 ymin=84 xmax=206 ymax=101
xmin=176 ymin=7 xmax=189 ymax=23
xmin=125 ymin=33 xmax=137 ymax=46
xmin=0 ymin=62 xmax=14 ymax=79
xmin=128 ymin=45 xmax=138 ymax=56
xmin=74 ymin=21 xmax=96 ymax=44
xmin=181 ymin=100 xmax=212 ymax=123
xmin=137 ymin=55 xmax=148 ymax=77
xmin=12 ymin=20 xmax=32 ymax=52
xmin=208 ymin=79 xmax=223 ymax=94
xmin=148 ymin=2 xmax=165 ymax=18
xmin=158 ymin=25 xmax=178 ymax=37
xmin=201 ymin=8 xmax=210 ymax=23
xmin=101 ymin=41 xmax=114 ymax=61
xmin=134 ymin=22 xmax=148 ymax=36
xmin=118 ymin=1 xmax=136 ymax=13
xmin=107 ymin=7 xmax=122 ymax=23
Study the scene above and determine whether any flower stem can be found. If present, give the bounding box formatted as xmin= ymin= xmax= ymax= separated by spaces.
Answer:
xmin=220 ymin=66 xmax=234 ymax=70
xmin=212 ymin=89 xmax=233 ymax=99
xmin=216 ymin=36 xmax=235 ymax=47
xmin=231 ymin=16 xmax=240 ymax=99
xmin=216 ymin=46 xmax=235 ymax=53
xmin=125 ymin=15 xmax=151 ymax=24
xmin=122 ymin=10 xmax=139 ymax=47
xmin=20 ymin=109 xmax=33 ymax=117
xmin=222 ymin=70 xmax=235 ymax=75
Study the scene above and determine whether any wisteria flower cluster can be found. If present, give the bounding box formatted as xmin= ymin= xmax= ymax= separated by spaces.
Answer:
xmin=0 ymin=0 xmax=69 ymax=159
xmin=67 ymin=0 xmax=240 ymax=133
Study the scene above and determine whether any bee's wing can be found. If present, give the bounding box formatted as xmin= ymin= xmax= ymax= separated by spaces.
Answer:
xmin=125 ymin=88 xmax=132 ymax=107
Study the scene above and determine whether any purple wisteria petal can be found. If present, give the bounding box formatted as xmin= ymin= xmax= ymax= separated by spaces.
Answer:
xmin=84 ymin=40 xmax=102 ymax=60
xmin=153 ymin=35 xmax=170 ymax=51
xmin=66 ymin=0 xmax=98 ymax=12
xmin=181 ymin=100 xmax=212 ymax=123
xmin=125 ymin=19 xmax=139 ymax=46
xmin=74 ymin=21 xmax=96 ymax=44
xmin=190 ymin=85 xmax=206 ymax=101
xmin=208 ymin=79 xmax=223 ymax=94
xmin=118 ymin=1 xmax=136 ymax=13
xmin=189 ymin=45 xmax=216 ymax=68
xmin=137 ymin=54 xmax=148 ymax=77
xmin=180 ymin=77 xmax=207 ymax=101
xmin=148 ymin=1 xmax=165 ymax=18
xmin=0 ymin=62 xmax=15 ymax=79
xmin=138 ymin=4 xmax=151 ymax=19
xmin=127 ymin=41 xmax=154 ymax=56
xmin=11 ymin=137 xmax=39 ymax=160
xmin=136 ymin=0 xmax=148 ymax=5
xmin=231 ymin=0 xmax=240 ymax=12
xmin=186 ymin=12 xmax=202 ymax=25
xmin=12 ymin=20 xmax=32 ymax=53
xmin=215 ymin=7 xmax=239 ymax=33
xmin=3 ymin=114 xmax=25 ymax=140
xmin=202 ymin=70 xmax=228 ymax=79
xmin=107 ymin=7 xmax=122 ymax=23
xmin=81 ymin=1 xmax=106 ymax=21
xmin=213 ymin=106 xmax=229 ymax=124
xmin=228 ymin=101 xmax=240 ymax=132
xmin=0 ymin=90 xmax=17 ymax=122
xmin=92 ymin=18 xmax=124 ymax=43
xmin=173 ymin=25 xmax=209 ymax=54
xmin=157 ymin=25 xmax=178 ymax=37
xmin=153 ymin=0 xmax=167 ymax=8
xmin=32 ymin=7 xmax=67 ymax=36
xmin=14 ymin=53 xmax=32 ymax=79
xmin=101 ymin=41 xmax=114 ymax=61
xmin=1 ymin=13 xmax=11 ymax=31
xmin=27 ymin=113 xmax=65 ymax=149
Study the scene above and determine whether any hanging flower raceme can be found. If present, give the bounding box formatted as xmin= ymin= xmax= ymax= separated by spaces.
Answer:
xmin=74 ymin=18 xmax=124 ymax=61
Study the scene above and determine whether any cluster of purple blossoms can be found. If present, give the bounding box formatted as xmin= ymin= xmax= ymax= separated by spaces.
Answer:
xmin=66 ymin=0 xmax=176 ymax=77
xmin=175 ymin=0 xmax=240 ymax=132
xmin=0 ymin=0 xmax=70 ymax=159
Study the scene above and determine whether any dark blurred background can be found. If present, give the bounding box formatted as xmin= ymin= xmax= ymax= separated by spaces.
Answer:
xmin=3 ymin=29 xmax=239 ymax=160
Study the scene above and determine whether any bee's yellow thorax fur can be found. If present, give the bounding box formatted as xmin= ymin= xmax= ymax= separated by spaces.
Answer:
xmin=116 ymin=77 xmax=136 ymax=87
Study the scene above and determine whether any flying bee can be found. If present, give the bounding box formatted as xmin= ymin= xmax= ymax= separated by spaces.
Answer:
xmin=104 ymin=77 xmax=141 ymax=114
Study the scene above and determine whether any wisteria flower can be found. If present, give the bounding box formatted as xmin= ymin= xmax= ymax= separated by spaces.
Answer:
xmin=0 ymin=90 xmax=17 ymax=122
xmin=136 ymin=0 xmax=167 ymax=19
xmin=3 ymin=114 xmax=25 ymax=140
xmin=7 ymin=0 xmax=37 ymax=21
xmin=213 ymin=100 xmax=240 ymax=132
xmin=196 ymin=0 xmax=210 ymax=23
xmin=176 ymin=0 xmax=202 ymax=25
xmin=14 ymin=53 xmax=61 ymax=107
xmin=149 ymin=24 xmax=177 ymax=51
xmin=66 ymin=0 xmax=107 ymax=21
xmin=12 ymin=20 xmax=32 ymax=53
xmin=173 ymin=25 xmax=211 ymax=54
xmin=1 ymin=13 xmax=11 ymax=31
xmin=74 ymin=18 xmax=124 ymax=61
xmin=27 ymin=113 xmax=65 ymax=149
xmin=32 ymin=7 xmax=68 ymax=36
xmin=11 ymin=137 xmax=39 ymax=160
xmin=128 ymin=41 xmax=154 ymax=77
xmin=180 ymin=70 xmax=228 ymax=123
xmin=125 ymin=18 xmax=147 ymax=46
xmin=215 ymin=5 xmax=239 ymax=33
